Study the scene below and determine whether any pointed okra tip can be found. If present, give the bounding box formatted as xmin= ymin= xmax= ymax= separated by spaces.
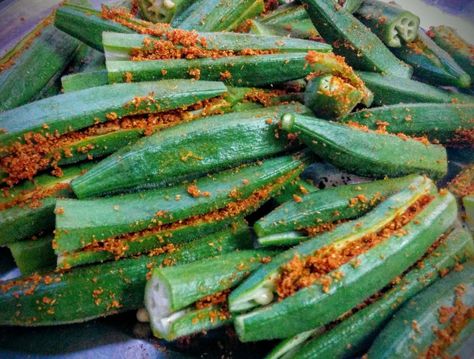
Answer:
xmin=280 ymin=113 xmax=296 ymax=132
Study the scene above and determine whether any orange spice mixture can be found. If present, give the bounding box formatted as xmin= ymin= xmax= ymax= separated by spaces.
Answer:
xmin=275 ymin=194 xmax=434 ymax=299
xmin=0 ymin=98 xmax=221 ymax=187
xmin=243 ymin=89 xmax=289 ymax=107
xmin=448 ymin=165 xmax=474 ymax=198
xmin=0 ymin=182 xmax=70 ymax=211
xmin=193 ymin=290 xmax=231 ymax=324
xmin=424 ymin=283 xmax=474 ymax=358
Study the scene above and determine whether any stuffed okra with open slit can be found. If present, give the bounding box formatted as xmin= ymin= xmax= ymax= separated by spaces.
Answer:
xmin=55 ymin=154 xmax=309 ymax=259
xmin=254 ymin=175 xmax=420 ymax=247
xmin=280 ymin=113 xmax=447 ymax=180
xmin=0 ymin=80 xmax=227 ymax=187
xmin=267 ymin=225 xmax=473 ymax=359
xmin=145 ymin=249 xmax=276 ymax=340
xmin=229 ymin=177 xmax=458 ymax=341
xmin=0 ymin=226 xmax=251 ymax=326
xmin=71 ymin=104 xmax=309 ymax=198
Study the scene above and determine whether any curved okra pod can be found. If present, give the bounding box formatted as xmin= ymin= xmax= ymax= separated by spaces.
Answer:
xmin=230 ymin=180 xmax=458 ymax=341
xmin=300 ymin=0 xmax=413 ymax=78
xmin=281 ymin=225 xmax=473 ymax=359
xmin=0 ymin=162 xmax=95 ymax=245
xmin=392 ymin=30 xmax=471 ymax=88
xmin=357 ymin=71 xmax=474 ymax=106
xmin=368 ymin=261 xmax=474 ymax=359
xmin=281 ymin=113 xmax=447 ymax=180
xmin=71 ymin=104 xmax=309 ymax=198
xmin=428 ymin=25 xmax=474 ymax=85
xmin=355 ymin=0 xmax=420 ymax=47
xmin=145 ymin=249 xmax=275 ymax=340
xmin=0 ymin=227 xmax=250 ymax=326
xmin=255 ymin=175 xmax=420 ymax=240
xmin=57 ymin=154 xmax=309 ymax=254
xmin=230 ymin=176 xmax=435 ymax=313
xmin=342 ymin=103 xmax=474 ymax=146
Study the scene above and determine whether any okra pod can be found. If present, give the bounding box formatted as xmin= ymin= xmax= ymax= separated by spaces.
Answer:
xmin=255 ymin=175 xmax=420 ymax=239
xmin=342 ymin=103 xmax=474 ymax=146
xmin=0 ymin=162 xmax=94 ymax=245
xmin=71 ymin=104 xmax=308 ymax=198
xmin=230 ymin=177 xmax=435 ymax=313
xmin=233 ymin=187 xmax=457 ymax=341
xmin=145 ymin=249 xmax=274 ymax=340
xmin=177 ymin=0 xmax=264 ymax=32
xmin=448 ymin=165 xmax=474 ymax=199
xmin=8 ymin=236 xmax=56 ymax=275
xmin=250 ymin=20 xmax=321 ymax=41
xmin=464 ymin=195 xmax=474 ymax=232
xmin=300 ymin=0 xmax=413 ymax=78
xmin=61 ymin=69 xmax=108 ymax=93
xmin=368 ymin=261 xmax=474 ymax=359
xmin=58 ymin=217 xmax=245 ymax=268
xmin=357 ymin=71 xmax=474 ymax=106
xmin=0 ymin=23 xmax=80 ymax=112
xmin=289 ymin=225 xmax=473 ymax=359
xmin=260 ymin=4 xmax=310 ymax=26
xmin=58 ymin=154 xmax=308 ymax=253
xmin=170 ymin=0 xmax=205 ymax=26
xmin=0 ymin=227 xmax=250 ymax=326
xmin=392 ymin=30 xmax=471 ymax=88
xmin=429 ymin=25 xmax=474 ymax=85
xmin=355 ymin=0 xmax=420 ymax=47
xmin=304 ymin=75 xmax=364 ymax=119
xmin=281 ymin=113 xmax=447 ymax=180
xmin=138 ymin=0 xmax=195 ymax=23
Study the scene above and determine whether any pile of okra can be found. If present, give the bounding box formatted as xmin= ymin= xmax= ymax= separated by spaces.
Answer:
xmin=0 ymin=0 xmax=473 ymax=357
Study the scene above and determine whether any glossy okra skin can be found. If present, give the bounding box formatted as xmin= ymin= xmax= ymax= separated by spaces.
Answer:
xmin=58 ymin=217 xmax=245 ymax=268
xmin=300 ymin=0 xmax=412 ymax=78
xmin=281 ymin=113 xmax=447 ymax=180
xmin=71 ymin=104 xmax=309 ymax=198
xmin=0 ymin=80 xmax=227 ymax=149
xmin=355 ymin=0 xmax=420 ymax=47
xmin=291 ymin=225 xmax=474 ymax=359
xmin=0 ymin=162 xmax=95 ymax=245
xmin=0 ymin=227 xmax=250 ymax=326
xmin=368 ymin=261 xmax=474 ymax=359
xmin=230 ymin=177 xmax=435 ymax=313
xmin=250 ymin=19 xmax=320 ymax=41
xmin=234 ymin=191 xmax=458 ymax=341
xmin=342 ymin=103 xmax=474 ymax=145
xmin=254 ymin=175 xmax=419 ymax=238
xmin=429 ymin=26 xmax=474 ymax=85
xmin=392 ymin=30 xmax=471 ymax=88
xmin=102 ymin=31 xmax=332 ymax=62
xmin=58 ymin=154 xmax=308 ymax=253
xmin=0 ymin=24 xmax=80 ymax=112
xmin=357 ymin=71 xmax=474 ymax=106
xmin=8 ymin=236 xmax=56 ymax=275
xmin=464 ymin=196 xmax=474 ymax=232
xmin=177 ymin=0 xmax=264 ymax=32
xmin=61 ymin=70 xmax=108 ymax=92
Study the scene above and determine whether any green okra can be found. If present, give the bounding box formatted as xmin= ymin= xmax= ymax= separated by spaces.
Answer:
xmin=250 ymin=19 xmax=321 ymax=41
xmin=464 ymin=195 xmax=474 ymax=232
xmin=448 ymin=165 xmax=474 ymax=199
xmin=232 ymin=188 xmax=458 ymax=341
xmin=0 ymin=80 xmax=227 ymax=149
xmin=260 ymin=4 xmax=310 ymax=26
xmin=392 ymin=30 xmax=471 ymax=88
xmin=58 ymin=154 xmax=309 ymax=253
xmin=281 ymin=113 xmax=447 ymax=180
xmin=368 ymin=261 xmax=474 ymax=359
xmin=300 ymin=0 xmax=412 ymax=78
xmin=342 ymin=103 xmax=474 ymax=146
xmin=8 ymin=236 xmax=56 ymax=275
xmin=0 ymin=23 xmax=80 ymax=112
xmin=61 ymin=69 xmax=109 ymax=92
xmin=429 ymin=25 xmax=474 ymax=86
xmin=357 ymin=71 xmax=474 ymax=106
xmin=145 ymin=248 xmax=275 ymax=340
xmin=272 ymin=178 xmax=318 ymax=206
xmin=265 ymin=329 xmax=320 ymax=359
xmin=177 ymin=0 xmax=264 ymax=32
xmin=0 ymin=162 xmax=95 ymax=245
xmin=58 ymin=217 xmax=246 ymax=268
xmin=170 ymin=0 xmax=205 ymax=26
xmin=230 ymin=176 xmax=435 ymax=313
xmin=65 ymin=43 xmax=105 ymax=74
xmin=102 ymin=31 xmax=331 ymax=62
xmin=286 ymin=225 xmax=474 ymax=359
xmin=71 ymin=104 xmax=309 ymax=198
xmin=255 ymin=175 xmax=420 ymax=239
xmin=355 ymin=0 xmax=420 ymax=47
xmin=138 ymin=0 xmax=195 ymax=23
xmin=304 ymin=74 xmax=364 ymax=119
xmin=0 ymin=227 xmax=250 ymax=326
